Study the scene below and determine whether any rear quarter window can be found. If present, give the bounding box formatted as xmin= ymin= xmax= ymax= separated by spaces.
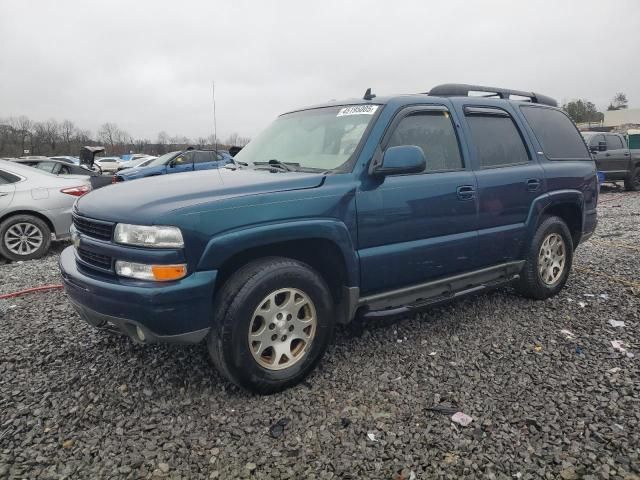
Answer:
xmin=520 ymin=106 xmax=590 ymax=160
xmin=0 ymin=169 xmax=21 ymax=184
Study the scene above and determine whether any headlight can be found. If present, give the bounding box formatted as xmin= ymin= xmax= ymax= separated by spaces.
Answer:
xmin=115 ymin=260 xmax=187 ymax=281
xmin=114 ymin=223 xmax=184 ymax=248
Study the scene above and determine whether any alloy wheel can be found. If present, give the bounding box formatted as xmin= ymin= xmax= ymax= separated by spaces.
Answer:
xmin=248 ymin=288 xmax=317 ymax=370
xmin=538 ymin=233 xmax=566 ymax=286
xmin=4 ymin=222 xmax=44 ymax=256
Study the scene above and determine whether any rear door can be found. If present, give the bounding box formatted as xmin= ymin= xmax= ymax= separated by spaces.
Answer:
xmin=193 ymin=151 xmax=223 ymax=171
xmin=459 ymin=104 xmax=544 ymax=266
xmin=604 ymin=134 xmax=630 ymax=179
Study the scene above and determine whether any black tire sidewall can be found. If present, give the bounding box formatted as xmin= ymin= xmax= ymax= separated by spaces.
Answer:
xmin=625 ymin=166 xmax=640 ymax=191
xmin=0 ymin=215 xmax=51 ymax=261
xmin=519 ymin=216 xmax=573 ymax=299
xmin=216 ymin=262 xmax=334 ymax=393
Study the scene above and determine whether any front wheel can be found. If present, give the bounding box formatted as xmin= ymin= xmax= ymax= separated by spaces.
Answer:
xmin=624 ymin=166 xmax=640 ymax=192
xmin=516 ymin=216 xmax=573 ymax=300
xmin=208 ymin=257 xmax=335 ymax=394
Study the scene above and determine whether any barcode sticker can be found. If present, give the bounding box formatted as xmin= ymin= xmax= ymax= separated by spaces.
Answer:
xmin=337 ymin=105 xmax=379 ymax=117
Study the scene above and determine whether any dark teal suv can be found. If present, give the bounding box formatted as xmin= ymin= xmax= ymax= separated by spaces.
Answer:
xmin=60 ymin=84 xmax=597 ymax=393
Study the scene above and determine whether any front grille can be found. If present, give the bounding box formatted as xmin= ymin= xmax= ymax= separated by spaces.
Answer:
xmin=78 ymin=247 xmax=112 ymax=270
xmin=73 ymin=214 xmax=114 ymax=241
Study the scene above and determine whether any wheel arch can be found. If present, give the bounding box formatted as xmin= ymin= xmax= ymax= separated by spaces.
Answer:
xmin=0 ymin=209 xmax=55 ymax=235
xmin=527 ymin=190 xmax=584 ymax=248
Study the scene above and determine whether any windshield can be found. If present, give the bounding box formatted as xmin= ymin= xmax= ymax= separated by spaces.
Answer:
xmin=234 ymin=105 xmax=379 ymax=171
xmin=144 ymin=151 xmax=179 ymax=167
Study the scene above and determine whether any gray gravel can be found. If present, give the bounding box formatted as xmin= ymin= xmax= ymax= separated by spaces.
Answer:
xmin=1 ymin=188 xmax=639 ymax=479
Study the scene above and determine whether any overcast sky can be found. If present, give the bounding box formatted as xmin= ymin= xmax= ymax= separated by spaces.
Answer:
xmin=1 ymin=0 xmax=638 ymax=142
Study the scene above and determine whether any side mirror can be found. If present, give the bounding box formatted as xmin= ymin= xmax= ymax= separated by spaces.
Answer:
xmin=598 ymin=141 xmax=607 ymax=152
xmin=374 ymin=145 xmax=426 ymax=176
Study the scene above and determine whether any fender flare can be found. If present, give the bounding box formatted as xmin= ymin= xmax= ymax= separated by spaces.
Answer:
xmin=524 ymin=189 xmax=584 ymax=242
xmin=197 ymin=218 xmax=360 ymax=286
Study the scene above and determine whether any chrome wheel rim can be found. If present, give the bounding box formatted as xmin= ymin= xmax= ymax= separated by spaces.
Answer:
xmin=248 ymin=288 xmax=317 ymax=371
xmin=538 ymin=233 xmax=566 ymax=286
xmin=4 ymin=222 xmax=43 ymax=255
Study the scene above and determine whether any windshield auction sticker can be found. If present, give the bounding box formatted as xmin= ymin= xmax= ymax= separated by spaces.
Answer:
xmin=337 ymin=105 xmax=379 ymax=117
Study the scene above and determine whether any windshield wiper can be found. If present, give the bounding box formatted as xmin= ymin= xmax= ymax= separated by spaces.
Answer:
xmin=253 ymin=159 xmax=299 ymax=172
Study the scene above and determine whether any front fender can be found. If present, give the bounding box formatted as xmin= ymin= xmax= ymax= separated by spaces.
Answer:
xmin=196 ymin=218 xmax=360 ymax=286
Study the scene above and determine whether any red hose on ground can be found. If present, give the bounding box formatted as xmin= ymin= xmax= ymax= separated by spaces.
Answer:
xmin=0 ymin=284 xmax=64 ymax=300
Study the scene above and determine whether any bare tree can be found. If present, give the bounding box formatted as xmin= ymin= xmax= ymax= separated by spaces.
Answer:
xmin=60 ymin=120 xmax=76 ymax=153
xmin=236 ymin=136 xmax=251 ymax=146
xmin=44 ymin=119 xmax=59 ymax=152
xmin=225 ymin=132 xmax=239 ymax=146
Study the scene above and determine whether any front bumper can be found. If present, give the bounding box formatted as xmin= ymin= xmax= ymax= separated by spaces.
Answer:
xmin=59 ymin=246 xmax=217 ymax=343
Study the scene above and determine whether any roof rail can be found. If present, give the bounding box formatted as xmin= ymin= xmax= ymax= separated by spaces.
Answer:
xmin=428 ymin=83 xmax=558 ymax=107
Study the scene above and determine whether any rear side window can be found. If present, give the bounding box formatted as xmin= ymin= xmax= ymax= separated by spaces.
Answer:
xmin=465 ymin=108 xmax=529 ymax=168
xmin=606 ymin=135 xmax=624 ymax=150
xmin=386 ymin=111 xmax=463 ymax=171
xmin=520 ymin=106 xmax=590 ymax=160
xmin=0 ymin=170 xmax=21 ymax=184
xmin=194 ymin=152 xmax=216 ymax=164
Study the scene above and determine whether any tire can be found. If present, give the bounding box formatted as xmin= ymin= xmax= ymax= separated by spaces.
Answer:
xmin=0 ymin=214 xmax=51 ymax=261
xmin=516 ymin=216 xmax=573 ymax=300
xmin=208 ymin=257 xmax=335 ymax=394
xmin=624 ymin=166 xmax=640 ymax=192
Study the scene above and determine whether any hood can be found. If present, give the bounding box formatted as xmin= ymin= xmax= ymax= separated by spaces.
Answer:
xmin=75 ymin=168 xmax=325 ymax=222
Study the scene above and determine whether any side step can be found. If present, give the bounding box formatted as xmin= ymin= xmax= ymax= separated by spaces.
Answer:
xmin=358 ymin=262 xmax=523 ymax=320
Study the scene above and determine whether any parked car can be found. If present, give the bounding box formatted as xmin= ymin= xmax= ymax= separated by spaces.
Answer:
xmin=60 ymin=83 xmax=597 ymax=393
xmin=94 ymin=156 xmax=123 ymax=174
xmin=581 ymin=132 xmax=640 ymax=191
xmin=49 ymin=156 xmax=80 ymax=165
xmin=12 ymin=159 xmax=112 ymax=189
xmin=0 ymin=160 xmax=91 ymax=260
xmin=113 ymin=149 xmax=233 ymax=182
xmin=117 ymin=156 xmax=157 ymax=171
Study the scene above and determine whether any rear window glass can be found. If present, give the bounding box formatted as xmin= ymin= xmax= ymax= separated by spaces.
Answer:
xmin=520 ymin=106 xmax=590 ymax=160
xmin=465 ymin=110 xmax=529 ymax=168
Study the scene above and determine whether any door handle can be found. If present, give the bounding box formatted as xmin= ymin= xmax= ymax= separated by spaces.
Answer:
xmin=0 ymin=193 xmax=8 ymax=197
xmin=456 ymin=185 xmax=475 ymax=201
xmin=624 ymin=152 xmax=630 ymax=156
xmin=605 ymin=153 xmax=611 ymax=157
xmin=527 ymin=178 xmax=541 ymax=192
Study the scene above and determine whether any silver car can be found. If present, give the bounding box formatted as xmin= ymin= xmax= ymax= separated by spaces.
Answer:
xmin=0 ymin=160 xmax=92 ymax=260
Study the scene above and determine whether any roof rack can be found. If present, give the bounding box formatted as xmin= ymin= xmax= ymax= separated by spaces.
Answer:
xmin=428 ymin=83 xmax=557 ymax=107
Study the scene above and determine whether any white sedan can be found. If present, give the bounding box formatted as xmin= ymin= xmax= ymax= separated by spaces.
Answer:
xmin=94 ymin=156 xmax=123 ymax=173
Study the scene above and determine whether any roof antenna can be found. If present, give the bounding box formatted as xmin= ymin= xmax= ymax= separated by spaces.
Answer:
xmin=363 ymin=88 xmax=376 ymax=100
xmin=212 ymin=80 xmax=219 ymax=157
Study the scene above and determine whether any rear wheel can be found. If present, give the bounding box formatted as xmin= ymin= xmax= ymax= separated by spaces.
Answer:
xmin=624 ymin=166 xmax=640 ymax=191
xmin=516 ymin=216 xmax=573 ymax=300
xmin=208 ymin=257 xmax=334 ymax=394
xmin=0 ymin=214 xmax=51 ymax=261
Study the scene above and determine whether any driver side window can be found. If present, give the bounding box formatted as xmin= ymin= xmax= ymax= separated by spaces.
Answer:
xmin=387 ymin=111 xmax=463 ymax=172
xmin=173 ymin=152 xmax=194 ymax=165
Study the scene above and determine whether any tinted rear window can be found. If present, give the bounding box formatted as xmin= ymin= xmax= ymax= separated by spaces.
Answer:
xmin=520 ymin=106 xmax=590 ymax=160
xmin=0 ymin=169 xmax=21 ymax=184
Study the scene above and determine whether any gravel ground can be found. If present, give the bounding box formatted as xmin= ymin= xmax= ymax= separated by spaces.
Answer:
xmin=1 ymin=188 xmax=639 ymax=480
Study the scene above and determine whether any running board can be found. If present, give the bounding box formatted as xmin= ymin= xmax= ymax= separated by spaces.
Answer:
xmin=358 ymin=261 xmax=524 ymax=319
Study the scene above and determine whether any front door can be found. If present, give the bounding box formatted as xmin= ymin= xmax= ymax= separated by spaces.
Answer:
xmin=356 ymin=105 xmax=478 ymax=295
xmin=459 ymin=105 xmax=545 ymax=266
xmin=167 ymin=151 xmax=195 ymax=174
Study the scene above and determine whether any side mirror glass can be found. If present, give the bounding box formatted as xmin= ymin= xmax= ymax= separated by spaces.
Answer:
xmin=374 ymin=145 xmax=426 ymax=176
xmin=598 ymin=141 xmax=607 ymax=152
